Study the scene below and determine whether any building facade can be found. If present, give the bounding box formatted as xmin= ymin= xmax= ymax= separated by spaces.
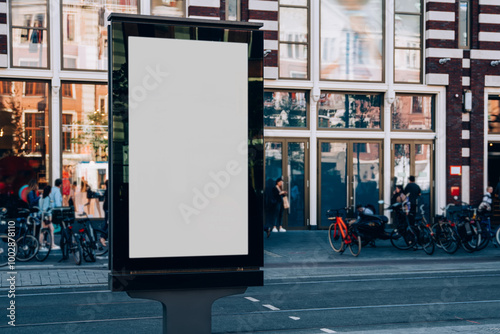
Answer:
xmin=0 ymin=0 xmax=499 ymax=226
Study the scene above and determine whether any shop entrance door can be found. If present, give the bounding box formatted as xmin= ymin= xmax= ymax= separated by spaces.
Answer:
xmin=391 ymin=140 xmax=434 ymax=222
xmin=264 ymin=138 xmax=309 ymax=229
xmin=318 ymin=140 xmax=382 ymax=228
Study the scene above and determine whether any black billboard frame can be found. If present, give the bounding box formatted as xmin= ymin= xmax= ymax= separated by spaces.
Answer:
xmin=108 ymin=13 xmax=264 ymax=292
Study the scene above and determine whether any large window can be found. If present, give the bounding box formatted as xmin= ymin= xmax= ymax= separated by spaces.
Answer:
xmin=320 ymin=0 xmax=383 ymax=82
xmin=318 ymin=93 xmax=382 ymax=129
xmin=279 ymin=0 xmax=309 ymax=79
xmin=152 ymin=0 xmax=185 ymax=17
xmin=488 ymin=96 xmax=500 ymax=134
xmin=62 ymin=0 xmax=138 ymax=71
xmin=264 ymin=91 xmax=308 ymax=128
xmin=394 ymin=0 xmax=422 ymax=83
xmin=11 ymin=0 xmax=49 ymax=68
xmin=392 ymin=94 xmax=434 ymax=131
xmin=226 ymin=0 xmax=240 ymax=21
xmin=61 ymin=83 xmax=108 ymax=217
xmin=0 ymin=80 xmax=50 ymax=211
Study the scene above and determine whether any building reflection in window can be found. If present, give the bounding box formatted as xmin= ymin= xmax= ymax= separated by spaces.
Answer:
xmin=62 ymin=0 xmax=138 ymax=71
xmin=392 ymin=94 xmax=434 ymax=131
xmin=318 ymin=92 xmax=382 ymax=129
xmin=0 ymin=80 xmax=50 ymax=211
xmin=11 ymin=0 xmax=49 ymax=68
xmin=320 ymin=0 xmax=383 ymax=82
xmin=152 ymin=0 xmax=185 ymax=17
xmin=264 ymin=91 xmax=307 ymax=128
xmin=61 ymin=83 xmax=108 ymax=217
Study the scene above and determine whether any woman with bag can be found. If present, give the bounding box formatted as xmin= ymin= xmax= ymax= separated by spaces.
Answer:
xmin=271 ymin=177 xmax=288 ymax=233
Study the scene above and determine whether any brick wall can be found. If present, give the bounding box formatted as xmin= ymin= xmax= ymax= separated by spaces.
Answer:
xmin=0 ymin=0 xmax=6 ymax=67
xmin=426 ymin=0 xmax=500 ymax=205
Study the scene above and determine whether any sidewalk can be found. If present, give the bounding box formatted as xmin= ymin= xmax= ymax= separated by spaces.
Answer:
xmin=1 ymin=231 xmax=500 ymax=291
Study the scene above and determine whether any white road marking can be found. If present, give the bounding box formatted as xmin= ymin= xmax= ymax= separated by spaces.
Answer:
xmin=264 ymin=250 xmax=282 ymax=258
xmin=289 ymin=316 xmax=300 ymax=320
xmin=320 ymin=329 xmax=337 ymax=333
xmin=263 ymin=304 xmax=280 ymax=311
xmin=245 ymin=297 xmax=260 ymax=302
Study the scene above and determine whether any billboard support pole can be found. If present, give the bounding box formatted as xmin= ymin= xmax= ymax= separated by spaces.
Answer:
xmin=127 ymin=287 xmax=247 ymax=334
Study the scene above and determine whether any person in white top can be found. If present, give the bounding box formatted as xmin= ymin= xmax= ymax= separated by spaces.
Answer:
xmin=50 ymin=178 xmax=63 ymax=208
xmin=38 ymin=185 xmax=60 ymax=250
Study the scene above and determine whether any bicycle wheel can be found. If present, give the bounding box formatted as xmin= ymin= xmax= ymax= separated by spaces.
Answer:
xmin=475 ymin=225 xmax=490 ymax=251
xmin=15 ymin=235 xmax=38 ymax=261
xmin=419 ymin=226 xmax=435 ymax=255
xmin=92 ymin=228 xmax=108 ymax=256
xmin=81 ymin=231 xmax=96 ymax=262
xmin=496 ymin=226 xmax=500 ymax=246
xmin=461 ymin=224 xmax=481 ymax=252
xmin=348 ymin=232 xmax=362 ymax=257
xmin=35 ymin=228 xmax=52 ymax=262
xmin=0 ymin=234 xmax=14 ymax=267
xmin=70 ymin=233 xmax=82 ymax=265
xmin=390 ymin=228 xmax=415 ymax=250
xmin=328 ymin=223 xmax=344 ymax=253
xmin=439 ymin=224 xmax=459 ymax=254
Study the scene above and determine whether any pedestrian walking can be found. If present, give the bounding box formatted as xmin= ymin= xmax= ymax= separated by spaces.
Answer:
xmin=39 ymin=185 xmax=60 ymax=250
xmin=271 ymin=177 xmax=288 ymax=233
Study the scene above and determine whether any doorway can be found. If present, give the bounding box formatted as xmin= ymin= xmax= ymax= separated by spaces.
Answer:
xmin=318 ymin=140 xmax=382 ymax=228
xmin=391 ymin=140 xmax=434 ymax=222
xmin=264 ymin=138 xmax=309 ymax=229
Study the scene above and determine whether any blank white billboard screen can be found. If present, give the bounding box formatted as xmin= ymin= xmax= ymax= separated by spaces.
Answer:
xmin=128 ymin=36 xmax=248 ymax=258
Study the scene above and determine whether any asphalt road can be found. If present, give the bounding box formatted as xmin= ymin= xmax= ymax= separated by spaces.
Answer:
xmin=2 ymin=268 xmax=500 ymax=333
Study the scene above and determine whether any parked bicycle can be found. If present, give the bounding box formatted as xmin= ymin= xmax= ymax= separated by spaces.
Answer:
xmin=71 ymin=212 xmax=108 ymax=263
xmin=327 ymin=207 xmax=361 ymax=257
xmin=0 ymin=207 xmax=13 ymax=267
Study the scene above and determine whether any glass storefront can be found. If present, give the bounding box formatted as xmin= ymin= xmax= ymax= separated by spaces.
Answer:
xmin=62 ymin=83 xmax=108 ymax=217
xmin=392 ymin=95 xmax=434 ymax=131
xmin=0 ymin=80 xmax=50 ymax=212
xmin=264 ymin=91 xmax=307 ymax=128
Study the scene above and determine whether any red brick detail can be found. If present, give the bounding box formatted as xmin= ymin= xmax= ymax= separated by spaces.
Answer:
xmin=249 ymin=10 xmax=278 ymax=21
xmin=426 ymin=2 xmax=455 ymax=12
xmin=220 ymin=0 xmax=226 ymax=20
xmin=462 ymin=158 xmax=471 ymax=166
xmin=426 ymin=40 xmax=455 ymax=49
xmin=462 ymin=139 xmax=470 ymax=147
xmin=241 ymin=0 xmax=249 ymax=21
xmin=426 ymin=58 xmax=462 ymax=75
xmin=479 ymin=5 xmax=500 ymax=15
xmin=264 ymin=50 xmax=277 ymax=67
xmin=426 ymin=21 xmax=455 ymax=31
xmin=264 ymin=30 xmax=278 ymax=40
xmin=478 ymin=42 xmax=500 ymax=50
xmin=479 ymin=24 xmax=500 ymax=33
xmin=0 ymin=35 xmax=6 ymax=54
xmin=189 ymin=6 xmax=220 ymax=18
xmin=462 ymin=122 xmax=470 ymax=130
xmin=0 ymin=14 xmax=6 ymax=24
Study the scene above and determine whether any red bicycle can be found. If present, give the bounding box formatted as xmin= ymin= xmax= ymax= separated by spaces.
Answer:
xmin=327 ymin=208 xmax=361 ymax=257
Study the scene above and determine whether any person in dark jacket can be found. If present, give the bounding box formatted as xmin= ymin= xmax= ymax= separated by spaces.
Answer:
xmin=271 ymin=177 xmax=287 ymax=233
xmin=27 ymin=179 xmax=40 ymax=208
xmin=404 ymin=176 xmax=421 ymax=223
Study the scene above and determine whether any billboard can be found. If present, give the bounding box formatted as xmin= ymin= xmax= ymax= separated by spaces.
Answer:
xmin=108 ymin=14 xmax=264 ymax=290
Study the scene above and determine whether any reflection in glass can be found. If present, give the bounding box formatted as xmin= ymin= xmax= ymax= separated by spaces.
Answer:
xmin=62 ymin=83 xmax=108 ymax=217
xmin=353 ymin=143 xmax=380 ymax=213
xmin=458 ymin=1 xmax=469 ymax=48
xmin=320 ymin=142 xmax=347 ymax=226
xmin=395 ymin=0 xmax=421 ymax=13
xmin=11 ymin=0 xmax=48 ymax=68
xmin=392 ymin=95 xmax=433 ymax=130
xmin=226 ymin=0 xmax=239 ymax=21
xmin=318 ymin=93 xmax=382 ymax=129
xmin=62 ymin=0 xmax=138 ymax=70
xmin=488 ymin=96 xmax=500 ymax=134
xmin=152 ymin=0 xmax=185 ymax=17
xmin=287 ymin=142 xmax=305 ymax=227
xmin=415 ymin=144 xmax=431 ymax=223
xmin=265 ymin=142 xmax=283 ymax=227
xmin=393 ymin=144 xmax=410 ymax=187
xmin=0 ymin=80 xmax=50 ymax=210
xmin=320 ymin=0 xmax=383 ymax=81
xmin=279 ymin=3 xmax=308 ymax=79
xmin=264 ymin=91 xmax=307 ymax=128
xmin=394 ymin=49 xmax=421 ymax=83
xmin=395 ymin=15 xmax=420 ymax=48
